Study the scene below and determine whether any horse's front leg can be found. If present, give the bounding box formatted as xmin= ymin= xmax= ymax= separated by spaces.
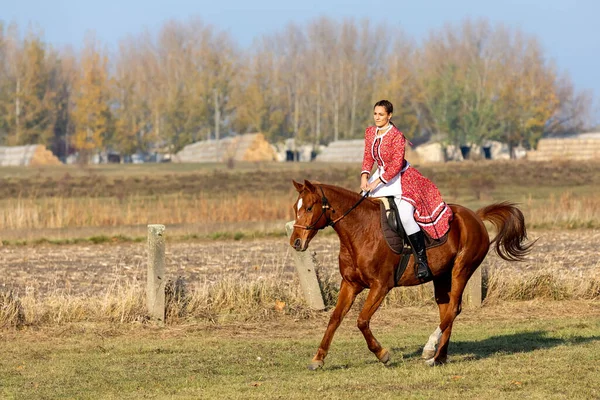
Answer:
xmin=308 ymin=279 xmax=362 ymax=370
xmin=356 ymin=283 xmax=392 ymax=364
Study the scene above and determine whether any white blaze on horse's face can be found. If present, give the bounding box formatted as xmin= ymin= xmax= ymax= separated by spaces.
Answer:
xmin=297 ymin=197 xmax=303 ymax=211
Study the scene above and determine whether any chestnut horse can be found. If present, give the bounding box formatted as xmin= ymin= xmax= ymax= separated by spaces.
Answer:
xmin=289 ymin=180 xmax=533 ymax=370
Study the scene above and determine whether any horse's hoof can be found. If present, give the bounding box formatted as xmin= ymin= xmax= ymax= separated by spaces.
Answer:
xmin=377 ymin=349 xmax=390 ymax=364
xmin=425 ymin=357 xmax=446 ymax=367
xmin=307 ymin=360 xmax=324 ymax=371
xmin=422 ymin=349 xmax=436 ymax=360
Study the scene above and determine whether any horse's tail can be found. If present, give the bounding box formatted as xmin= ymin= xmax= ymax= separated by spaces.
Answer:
xmin=476 ymin=202 xmax=535 ymax=262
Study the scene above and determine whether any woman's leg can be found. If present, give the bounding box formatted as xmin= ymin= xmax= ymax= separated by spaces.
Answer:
xmin=394 ymin=198 xmax=433 ymax=282
xmin=394 ymin=198 xmax=420 ymax=235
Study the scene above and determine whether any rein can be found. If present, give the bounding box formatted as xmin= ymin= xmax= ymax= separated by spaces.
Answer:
xmin=294 ymin=186 xmax=370 ymax=230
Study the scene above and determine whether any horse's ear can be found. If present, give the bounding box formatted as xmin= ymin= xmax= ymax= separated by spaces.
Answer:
xmin=304 ymin=180 xmax=316 ymax=192
xmin=292 ymin=180 xmax=304 ymax=192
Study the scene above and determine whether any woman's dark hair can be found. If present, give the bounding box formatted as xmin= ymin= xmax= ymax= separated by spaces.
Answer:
xmin=374 ymin=100 xmax=393 ymax=114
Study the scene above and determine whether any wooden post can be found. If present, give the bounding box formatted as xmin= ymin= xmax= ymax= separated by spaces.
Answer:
xmin=285 ymin=221 xmax=326 ymax=310
xmin=147 ymin=224 xmax=166 ymax=323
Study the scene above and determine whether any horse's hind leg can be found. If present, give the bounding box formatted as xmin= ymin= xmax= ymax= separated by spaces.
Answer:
xmin=356 ymin=283 xmax=392 ymax=364
xmin=426 ymin=268 xmax=471 ymax=366
xmin=309 ymin=279 xmax=362 ymax=370
xmin=422 ymin=272 xmax=452 ymax=360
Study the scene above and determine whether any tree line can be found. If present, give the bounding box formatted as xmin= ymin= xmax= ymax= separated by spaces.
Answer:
xmin=0 ymin=17 xmax=593 ymax=160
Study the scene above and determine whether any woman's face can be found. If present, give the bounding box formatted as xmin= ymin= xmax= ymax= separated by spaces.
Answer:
xmin=373 ymin=106 xmax=392 ymax=128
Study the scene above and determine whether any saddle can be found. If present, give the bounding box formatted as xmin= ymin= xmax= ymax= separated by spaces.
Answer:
xmin=379 ymin=197 xmax=448 ymax=254
xmin=379 ymin=197 xmax=449 ymax=285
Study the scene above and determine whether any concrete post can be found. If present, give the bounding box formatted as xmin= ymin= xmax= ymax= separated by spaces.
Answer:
xmin=147 ymin=224 xmax=166 ymax=323
xmin=285 ymin=221 xmax=325 ymax=310
xmin=465 ymin=265 xmax=486 ymax=307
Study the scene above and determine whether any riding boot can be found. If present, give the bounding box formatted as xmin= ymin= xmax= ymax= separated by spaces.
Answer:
xmin=407 ymin=230 xmax=433 ymax=282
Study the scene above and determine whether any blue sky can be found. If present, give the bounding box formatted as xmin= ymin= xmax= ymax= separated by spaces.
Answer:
xmin=3 ymin=0 xmax=599 ymax=123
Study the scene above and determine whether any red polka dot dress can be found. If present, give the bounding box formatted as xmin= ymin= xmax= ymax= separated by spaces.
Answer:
xmin=361 ymin=125 xmax=452 ymax=239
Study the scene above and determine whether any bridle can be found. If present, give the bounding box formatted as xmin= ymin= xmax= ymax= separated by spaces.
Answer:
xmin=293 ymin=185 xmax=370 ymax=231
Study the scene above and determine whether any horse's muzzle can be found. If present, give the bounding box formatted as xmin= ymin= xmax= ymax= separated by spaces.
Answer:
xmin=292 ymin=238 xmax=307 ymax=252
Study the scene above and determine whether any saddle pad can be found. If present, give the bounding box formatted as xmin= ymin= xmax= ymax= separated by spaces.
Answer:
xmin=379 ymin=198 xmax=405 ymax=254
xmin=379 ymin=197 xmax=449 ymax=254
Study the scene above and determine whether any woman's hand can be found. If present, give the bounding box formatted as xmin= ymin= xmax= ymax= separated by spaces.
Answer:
xmin=367 ymin=179 xmax=381 ymax=193
xmin=360 ymin=174 xmax=370 ymax=192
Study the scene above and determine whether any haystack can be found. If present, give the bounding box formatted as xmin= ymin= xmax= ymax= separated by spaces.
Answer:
xmin=0 ymin=145 xmax=62 ymax=166
xmin=528 ymin=135 xmax=600 ymax=161
xmin=174 ymin=133 xmax=278 ymax=163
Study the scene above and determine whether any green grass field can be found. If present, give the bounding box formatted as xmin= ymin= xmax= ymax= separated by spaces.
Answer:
xmin=1 ymin=301 xmax=598 ymax=399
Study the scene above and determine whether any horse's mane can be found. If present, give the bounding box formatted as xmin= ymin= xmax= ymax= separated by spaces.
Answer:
xmin=315 ymin=182 xmax=380 ymax=208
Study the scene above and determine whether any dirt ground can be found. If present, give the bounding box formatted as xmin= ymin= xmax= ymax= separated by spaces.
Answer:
xmin=0 ymin=229 xmax=598 ymax=297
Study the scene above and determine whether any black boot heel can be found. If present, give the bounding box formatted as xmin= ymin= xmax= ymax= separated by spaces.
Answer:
xmin=407 ymin=231 xmax=434 ymax=282
xmin=416 ymin=261 xmax=433 ymax=282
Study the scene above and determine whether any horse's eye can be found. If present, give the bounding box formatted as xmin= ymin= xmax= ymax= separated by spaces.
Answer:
xmin=307 ymin=206 xmax=313 ymax=212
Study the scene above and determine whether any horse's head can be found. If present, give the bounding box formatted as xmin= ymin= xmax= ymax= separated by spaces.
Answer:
xmin=290 ymin=179 xmax=331 ymax=251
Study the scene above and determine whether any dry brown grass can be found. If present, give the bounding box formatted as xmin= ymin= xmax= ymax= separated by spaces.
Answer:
xmin=0 ymin=275 xmax=305 ymax=328
xmin=0 ymin=190 xmax=598 ymax=231
xmin=1 ymin=239 xmax=598 ymax=328
xmin=523 ymin=191 xmax=600 ymax=229
xmin=0 ymin=160 xmax=598 ymax=232
xmin=485 ymin=253 xmax=600 ymax=302
xmin=0 ymin=192 xmax=293 ymax=230
xmin=1 ymin=269 xmax=598 ymax=329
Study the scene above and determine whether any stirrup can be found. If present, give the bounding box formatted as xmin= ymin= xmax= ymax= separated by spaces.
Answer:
xmin=416 ymin=261 xmax=433 ymax=282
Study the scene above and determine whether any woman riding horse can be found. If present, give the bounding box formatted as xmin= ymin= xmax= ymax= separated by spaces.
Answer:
xmin=291 ymin=180 xmax=533 ymax=369
xmin=361 ymin=100 xmax=452 ymax=282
